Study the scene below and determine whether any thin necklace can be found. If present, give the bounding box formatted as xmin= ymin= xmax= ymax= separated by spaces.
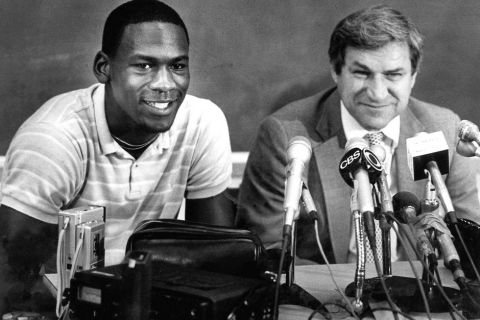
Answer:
xmin=112 ymin=133 xmax=159 ymax=151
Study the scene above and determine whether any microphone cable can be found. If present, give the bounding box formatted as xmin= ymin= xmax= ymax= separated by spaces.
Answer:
xmin=58 ymin=226 xmax=86 ymax=320
xmin=367 ymin=189 xmax=400 ymax=320
xmin=369 ymin=233 xmax=401 ymax=320
xmin=434 ymin=267 xmax=458 ymax=320
xmin=311 ymin=219 xmax=360 ymax=320
xmin=301 ymin=184 xmax=359 ymax=319
xmin=424 ymin=166 xmax=480 ymax=282
xmin=386 ymin=212 xmax=466 ymax=320
xmin=387 ymin=214 xmax=432 ymax=320
xmin=452 ymin=222 xmax=480 ymax=281
xmin=70 ymin=225 xmax=85 ymax=281
xmin=272 ymin=231 xmax=289 ymax=320
xmin=390 ymin=213 xmax=464 ymax=320
xmin=56 ymin=217 xmax=70 ymax=319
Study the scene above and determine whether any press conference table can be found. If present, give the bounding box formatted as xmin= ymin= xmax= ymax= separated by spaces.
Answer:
xmin=44 ymin=261 xmax=461 ymax=320
xmin=279 ymin=261 xmax=461 ymax=320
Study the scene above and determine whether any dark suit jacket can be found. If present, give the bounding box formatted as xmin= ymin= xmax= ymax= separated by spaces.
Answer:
xmin=236 ymin=87 xmax=480 ymax=263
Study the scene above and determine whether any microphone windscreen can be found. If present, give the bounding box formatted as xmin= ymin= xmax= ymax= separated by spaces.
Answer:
xmin=456 ymin=140 xmax=478 ymax=157
xmin=392 ymin=191 xmax=421 ymax=224
xmin=345 ymin=137 xmax=368 ymax=152
xmin=370 ymin=144 xmax=386 ymax=163
xmin=458 ymin=120 xmax=480 ymax=142
xmin=392 ymin=191 xmax=421 ymax=213
xmin=286 ymin=136 xmax=312 ymax=164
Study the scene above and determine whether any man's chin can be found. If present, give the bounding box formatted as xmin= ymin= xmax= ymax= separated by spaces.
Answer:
xmin=360 ymin=120 xmax=389 ymax=131
xmin=144 ymin=113 xmax=178 ymax=133
xmin=148 ymin=125 xmax=172 ymax=134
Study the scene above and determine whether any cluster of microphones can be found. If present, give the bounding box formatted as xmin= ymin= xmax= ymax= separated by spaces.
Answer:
xmin=279 ymin=120 xmax=480 ymax=318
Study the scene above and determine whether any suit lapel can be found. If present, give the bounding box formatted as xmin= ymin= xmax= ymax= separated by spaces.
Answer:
xmin=313 ymin=139 xmax=352 ymax=262
xmin=311 ymin=90 xmax=352 ymax=262
xmin=396 ymin=104 xmax=426 ymax=197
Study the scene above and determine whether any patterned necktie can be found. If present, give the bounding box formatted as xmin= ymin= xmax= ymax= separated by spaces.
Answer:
xmin=365 ymin=132 xmax=385 ymax=264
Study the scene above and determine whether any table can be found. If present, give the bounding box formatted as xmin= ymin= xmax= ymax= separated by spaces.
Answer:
xmin=44 ymin=261 xmax=467 ymax=320
xmin=279 ymin=261 xmax=463 ymax=320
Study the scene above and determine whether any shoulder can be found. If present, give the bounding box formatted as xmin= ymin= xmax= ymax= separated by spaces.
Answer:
xmin=407 ymin=97 xmax=461 ymax=135
xmin=181 ymin=94 xmax=225 ymax=116
xmin=259 ymin=87 xmax=337 ymax=139
xmin=270 ymin=88 xmax=334 ymax=121
xmin=21 ymin=84 xmax=98 ymax=133
xmin=408 ymin=97 xmax=459 ymax=123
xmin=12 ymin=85 xmax=100 ymax=154
xmin=174 ymin=94 xmax=228 ymax=130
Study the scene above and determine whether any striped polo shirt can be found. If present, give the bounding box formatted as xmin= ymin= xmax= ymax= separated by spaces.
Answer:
xmin=1 ymin=83 xmax=232 ymax=264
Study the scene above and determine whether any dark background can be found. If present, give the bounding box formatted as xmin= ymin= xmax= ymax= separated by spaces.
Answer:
xmin=2 ymin=0 xmax=480 ymax=153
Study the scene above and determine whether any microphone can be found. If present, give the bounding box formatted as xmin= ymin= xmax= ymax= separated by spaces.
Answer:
xmin=350 ymin=180 xmax=366 ymax=313
xmin=301 ymin=183 xmax=321 ymax=222
xmin=406 ymin=131 xmax=457 ymax=224
xmin=421 ymin=171 xmax=440 ymax=213
xmin=392 ymin=192 xmax=436 ymax=261
xmin=368 ymin=138 xmax=393 ymax=274
xmin=456 ymin=140 xmax=480 ymax=157
xmin=283 ymin=136 xmax=312 ymax=235
xmin=458 ymin=120 xmax=480 ymax=144
xmin=457 ymin=120 xmax=480 ymax=157
xmin=394 ymin=192 xmax=465 ymax=285
xmin=339 ymin=138 xmax=382 ymax=263
xmin=339 ymin=137 xmax=382 ymax=213
xmin=369 ymin=141 xmax=393 ymax=224
xmin=391 ymin=192 xmax=465 ymax=312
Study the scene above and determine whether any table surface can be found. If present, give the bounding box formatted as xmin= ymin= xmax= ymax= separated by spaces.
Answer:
xmin=45 ymin=261 xmax=465 ymax=320
xmin=279 ymin=261 xmax=463 ymax=320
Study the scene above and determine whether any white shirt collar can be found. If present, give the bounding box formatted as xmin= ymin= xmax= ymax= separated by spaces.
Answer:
xmin=340 ymin=101 xmax=400 ymax=148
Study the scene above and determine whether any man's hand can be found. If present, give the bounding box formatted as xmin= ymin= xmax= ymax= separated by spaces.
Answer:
xmin=0 ymin=205 xmax=57 ymax=314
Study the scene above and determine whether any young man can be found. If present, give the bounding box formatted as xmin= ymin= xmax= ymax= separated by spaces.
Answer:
xmin=0 ymin=0 xmax=232 ymax=313
xmin=236 ymin=5 xmax=480 ymax=264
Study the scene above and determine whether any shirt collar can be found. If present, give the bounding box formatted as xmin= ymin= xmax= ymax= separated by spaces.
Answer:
xmin=93 ymin=84 xmax=116 ymax=155
xmin=340 ymin=101 xmax=400 ymax=148
xmin=93 ymin=84 xmax=171 ymax=156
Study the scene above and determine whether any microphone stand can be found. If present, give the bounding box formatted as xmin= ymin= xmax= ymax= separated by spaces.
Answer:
xmin=345 ymin=187 xmax=398 ymax=312
xmin=276 ymin=183 xmax=336 ymax=317
xmin=345 ymin=172 xmax=394 ymax=303
xmin=374 ymin=172 xmax=393 ymax=276
xmin=277 ymin=218 xmax=330 ymax=318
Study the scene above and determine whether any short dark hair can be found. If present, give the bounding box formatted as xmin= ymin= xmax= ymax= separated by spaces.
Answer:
xmin=328 ymin=5 xmax=423 ymax=74
xmin=102 ymin=0 xmax=189 ymax=57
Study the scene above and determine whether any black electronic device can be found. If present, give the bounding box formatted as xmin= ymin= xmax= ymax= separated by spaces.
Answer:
xmin=69 ymin=250 xmax=152 ymax=320
xmin=69 ymin=252 xmax=273 ymax=320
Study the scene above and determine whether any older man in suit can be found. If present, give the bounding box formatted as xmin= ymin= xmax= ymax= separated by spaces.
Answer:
xmin=236 ymin=5 xmax=480 ymax=264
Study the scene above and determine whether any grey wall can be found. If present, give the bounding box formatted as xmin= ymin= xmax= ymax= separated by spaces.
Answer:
xmin=2 ymin=0 xmax=480 ymax=153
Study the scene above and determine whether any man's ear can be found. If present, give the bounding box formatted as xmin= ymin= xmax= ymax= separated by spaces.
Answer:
xmin=93 ymin=51 xmax=111 ymax=84
xmin=411 ymin=71 xmax=418 ymax=89
xmin=330 ymin=64 xmax=339 ymax=84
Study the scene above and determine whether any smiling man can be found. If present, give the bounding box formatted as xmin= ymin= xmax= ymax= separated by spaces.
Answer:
xmin=236 ymin=5 xmax=480 ymax=264
xmin=0 ymin=0 xmax=232 ymax=313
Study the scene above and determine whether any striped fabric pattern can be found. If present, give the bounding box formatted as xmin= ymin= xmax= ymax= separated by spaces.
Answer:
xmin=1 ymin=84 xmax=232 ymax=264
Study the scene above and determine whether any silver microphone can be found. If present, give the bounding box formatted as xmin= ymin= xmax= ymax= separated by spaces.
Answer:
xmin=283 ymin=136 xmax=312 ymax=230
xmin=457 ymin=120 xmax=480 ymax=157
xmin=458 ymin=120 xmax=480 ymax=144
